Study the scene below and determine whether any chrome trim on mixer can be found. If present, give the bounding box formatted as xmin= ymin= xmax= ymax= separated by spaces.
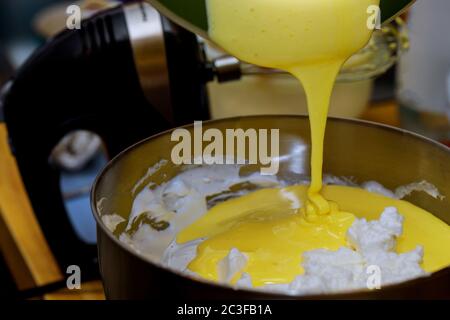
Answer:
xmin=213 ymin=56 xmax=242 ymax=83
xmin=124 ymin=2 xmax=173 ymax=122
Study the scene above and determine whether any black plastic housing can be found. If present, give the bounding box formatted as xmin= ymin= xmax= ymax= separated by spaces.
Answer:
xmin=2 ymin=5 xmax=209 ymax=280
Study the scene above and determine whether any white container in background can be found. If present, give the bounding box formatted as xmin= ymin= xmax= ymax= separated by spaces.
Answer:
xmin=397 ymin=0 xmax=450 ymax=143
xmin=208 ymin=75 xmax=373 ymax=120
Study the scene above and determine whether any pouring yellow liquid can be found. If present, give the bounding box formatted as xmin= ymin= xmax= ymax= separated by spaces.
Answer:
xmin=177 ymin=0 xmax=450 ymax=286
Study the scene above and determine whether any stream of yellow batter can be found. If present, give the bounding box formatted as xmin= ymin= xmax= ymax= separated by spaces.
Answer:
xmin=176 ymin=0 xmax=450 ymax=286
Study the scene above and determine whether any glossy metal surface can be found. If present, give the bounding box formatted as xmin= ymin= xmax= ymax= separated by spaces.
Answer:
xmin=124 ymin=2 xmax=173 ymax=122
xmin=92 ymin=116 xmax=450 ymax=299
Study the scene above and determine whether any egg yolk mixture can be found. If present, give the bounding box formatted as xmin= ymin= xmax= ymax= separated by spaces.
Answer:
xmin=176 ymin=0 xmax=450 ymax=287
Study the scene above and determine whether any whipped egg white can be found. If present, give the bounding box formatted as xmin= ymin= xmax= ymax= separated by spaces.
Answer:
xmin=99 ymin=161 xmax=450 ymax=296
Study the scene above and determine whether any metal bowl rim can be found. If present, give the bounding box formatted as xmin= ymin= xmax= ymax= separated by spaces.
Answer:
xmin=91 ymin=114 xmax=450 ymax=299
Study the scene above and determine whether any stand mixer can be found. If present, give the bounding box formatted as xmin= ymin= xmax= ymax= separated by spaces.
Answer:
xmin=0 ymin=0 xmax=413 ymax=290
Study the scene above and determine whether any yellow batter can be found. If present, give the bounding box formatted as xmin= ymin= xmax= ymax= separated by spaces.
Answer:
xmin=179 ymin=185 xmax=450 ymax=286
xmin=176 ymin=0 xmax=450 ymax=286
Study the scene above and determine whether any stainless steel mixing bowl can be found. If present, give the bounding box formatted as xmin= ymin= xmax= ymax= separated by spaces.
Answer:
xmin=91 ymin=116 xmax=450 ymax=299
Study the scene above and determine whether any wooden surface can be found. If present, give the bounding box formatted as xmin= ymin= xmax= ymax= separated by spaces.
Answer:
xmin=0 ymin=102 xmax=398 ymax=300
xmin=0 ymin=124 xmax=62 ymax=289
xmin=362 ymin=100 xmax=401 ymax=127
xmin=0 ymin=123 xmax=105 ymax=300
xmin=44 ymin=280 xmax=105 ymax=300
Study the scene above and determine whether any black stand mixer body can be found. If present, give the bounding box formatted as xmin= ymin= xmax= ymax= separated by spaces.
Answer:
xmin=1 ymin=2 xmax=210 ymax=280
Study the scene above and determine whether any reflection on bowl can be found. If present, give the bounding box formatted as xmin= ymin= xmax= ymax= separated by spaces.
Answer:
xmin=92 ymin=116 xmax=450 ymax=299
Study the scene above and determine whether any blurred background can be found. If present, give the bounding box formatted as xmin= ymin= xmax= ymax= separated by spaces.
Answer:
xmin=0 ymin=0 xmax=449 ymax=299
xmin=0 ymin=0 xmax=121 ymax=300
